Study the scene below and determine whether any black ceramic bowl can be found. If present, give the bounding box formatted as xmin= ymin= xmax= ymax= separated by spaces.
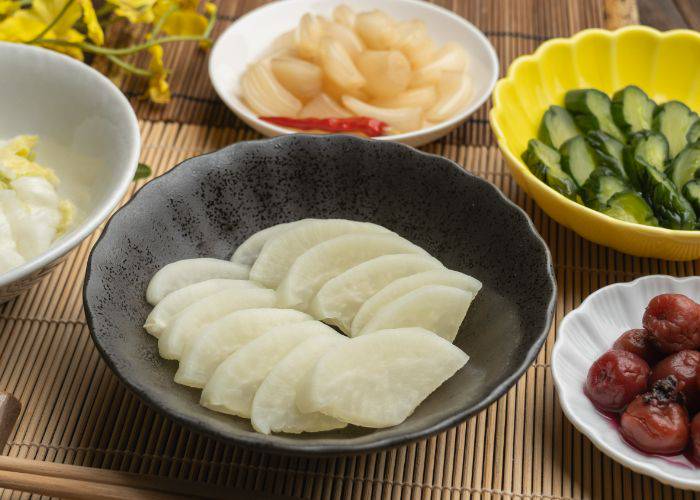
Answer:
xmin=84 ymin=134 xmax=555 ymax=455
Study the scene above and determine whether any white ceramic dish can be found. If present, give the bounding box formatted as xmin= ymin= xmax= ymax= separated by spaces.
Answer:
xmin=0 ymin=42 xmax=140 ymax=301
xmin=208 ymin=0 xmax=499 ymax=147
xmin=552 ymin=275 xmax=700 ymax=491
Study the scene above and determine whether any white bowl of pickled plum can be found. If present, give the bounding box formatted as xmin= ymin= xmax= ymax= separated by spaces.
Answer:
xmin=208 ymin=0 xmax=498 ymax=146
xmin=552 ymin=275 xmax=700 ymax=491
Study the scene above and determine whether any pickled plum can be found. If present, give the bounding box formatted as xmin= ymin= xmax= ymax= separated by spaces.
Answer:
xmin=585 ymin=349 xmax=650 ymax=412
xmin=620 ymin=378 xmax=690 ymax=455
xmin=612 ymin=328 xmax=662 ymax=364
xmin=650 ymin=350 xmax=700 ymax=412
xmin=643 ymin=294 xmax=700 ymax=353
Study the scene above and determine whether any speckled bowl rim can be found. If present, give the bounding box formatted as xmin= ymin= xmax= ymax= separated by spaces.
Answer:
xmin=83 ymin=134 xmax=556 ymax=456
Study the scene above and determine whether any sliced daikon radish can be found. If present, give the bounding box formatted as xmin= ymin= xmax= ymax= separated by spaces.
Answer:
xmin=200 ymin=320 xmax=337 ymax=418
xmin=426 ymin=71 xmax=473 ymax=122
xmin=158 ymin=288 xmax=276 ymax=359
xmin=354 ymin=10 xmax=397 ymax=50
xmin=251 ymin=334 xmax=347 ymax=434
xmin=318 ymin=18 xmax=364 ymax=58
xmin=373 ymin=86 xmax=437 ymax=111
xmin=355 ymin=50 xmax=411 ymax=98
xmin=296 ymin=327 xmax=468 ymax=427
xmin=412 ymin=43 xmax=467 ymax=86
xmin=393 ymin=20 xmax=428 ymax=53
xmin=323 ymin=78 xmax=368 ymax=102
xmin=249 ymin=219 xmax=388 ymax=288
xmin=230 ymin=221 xmax=306 ymax=267
xmin=295 ymin=13 xmax=323 ymax=59
xmin=357 ymin=285 xmax=474 ymax=342
xmin=241 ymin=62 xmax=302 ymax=117
xmin=332 ymin=4 xmax=355 ymax=28
xmin=175 ymin=307 xmax=311 ymax=388
xmin=265 ymin=29 xmax=297 ymax=58
xmin=277 ymin=233 xmax=430 ymax=311
xmin=12 ymin=176 xmax=59 ymax=209
xmin=146 ymin=258 xmax=250 ymax=305
xmin=299 ymin=93 xmax=352 ymax=119
xmin=309 ymin=253 xmax=443 ymax=333
xmin=0 ymin=189 xmax=58 ymax=260
xmin=341 ymin=96 xmax=422 ymax=133
xmin=319 ymin=37 xmax=365 ymax=91
xmin=271 ymin=57 xmax=323 ymax=102
xmin=405 ymin=37 xmax=437 ymax=69
xmin=352 ymin=269 xmax=482 ymax=336
xmin=144 ymin=279 xmax=260 ymax=338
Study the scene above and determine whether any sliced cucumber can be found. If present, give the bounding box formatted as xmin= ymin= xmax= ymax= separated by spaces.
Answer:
xmin=564 ymin=89 xmax=625 ymax=142
xmin=623 ymin=131 xmax=669 ymax=188
xmin=586 ymin=131 xmax=626 ymax=179
xmin=652 ymin=101 xmax=699 ymax=158
xmin=581 ymin=168 xmax=630 ymax=210
xmin=682 ymin=179 xmax=700 ymax=218
xmin=521 ymin=139 xmax=578 ymax=200
xmin=560 ymin=136 xmax=597 ymax=188
xmin=538 ymin=105 xmax=580 ymax=149
xmin=688 ymin=121 xmax=700 ymax=144
xmin=601 ymin=191 xmax=658 ymax=226
xmin=642 ymin=165 xmax=696 ymax=229
xmin=667 ymin=142 xmax=700 ymax=191
xmin=611 ymin=85 xmax=656 ymax=135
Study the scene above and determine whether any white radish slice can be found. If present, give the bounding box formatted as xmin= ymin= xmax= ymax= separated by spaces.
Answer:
xmin=354 ymin=10 xmax=397 ymax=50
xmin=158 ymin=288 xmax=276 ymax=359
xmin=341 ymin=96 xmax=422 ymax=133
xmin=332 ymin=4 xmax=355 ymax=28
xmin=0 ymin=205 xmax=24 ymax=273
xmin=373 ymin=86 xmax=437 ymax=111
xmin=175 ymin=307 xmax=311 ymax=388
xmin=426 ymin=71 xmax=473 ymax=122
xmin=144 ymin=279 xmax=260 ymax=338
xmin=308 ymin=253 xmax=443 ymax=333
xmin=357 ymin=285 xmax=474 ymax=342
xmin=318 ymin=18 xmax=364 ymax=58
xmin=249 ymin=219 xmax=388 ymax=288
xmin=355 ymin=50 xmax=411 ymax=98
xmin=299 ymin=93 xmax=352 ymax=119
xmin=241 ymin=62 xmax=302 ymax=117
xmin=296 ymin=327 xmax=469 ymax=428
xmin=276 ymin=233 xmax=430 ymax=311
xmin=270 ymin=57 xmax=323 ymax=102
xmin=12 ymin=176 xmax=59 ymax=209
xmin=0 ymin=189 xmax=57 ymax=260
xmin=266 ymin=29 xmax=296 ymax=57
xmin=351 ymin=269 xmax=482 ymax=335
xmin=251 ymin=334 xmax=348 ymax=434
xmin=392 ymin=20 xmax=428 ymax=54
xmin=200 ymin=320 xmax=338 ymax=418
xmin=230 ymin=220 xmax=307 ymax=267
xmin=412 ymin=42 xmax=468 ymax=86
xmin=405 ymin=37 xmax=437 ymax=69
xmin=295 ymin=13 xmax=323 ymax=59
xmin=319 ymin=37 xmax=365 ymax=91
xmin=146 ymin=258 xmax=249 ymax=305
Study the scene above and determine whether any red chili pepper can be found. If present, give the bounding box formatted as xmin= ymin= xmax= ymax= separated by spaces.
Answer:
xmin=260 ymin=116 xmax=388 ymax=137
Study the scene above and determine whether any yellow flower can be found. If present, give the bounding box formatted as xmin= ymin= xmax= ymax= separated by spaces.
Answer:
xmin=79 ymin=0 xmax=103 ymax=45
xmin=144 ymin=44 xmax=170 ymax=103
xmin=154 ymin=0 xmax=207 ymax=37
xmin=0 ymin=0 xmax=85 ymax=59
xmin=107 ymin=0 xmax=156 ymax=23
xmin=0 ymin=1 xmax=20 ymax=17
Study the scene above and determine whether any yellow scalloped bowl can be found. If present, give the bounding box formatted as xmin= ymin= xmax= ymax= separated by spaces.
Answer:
xmin=490 ymin=26 xmax=700 ymax=260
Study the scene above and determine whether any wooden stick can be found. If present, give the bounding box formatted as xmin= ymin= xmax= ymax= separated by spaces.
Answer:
xmin=0 ymin=456 xmax=292 ymax=499
xmin=603 ymin=0 xmax=640 ymax=29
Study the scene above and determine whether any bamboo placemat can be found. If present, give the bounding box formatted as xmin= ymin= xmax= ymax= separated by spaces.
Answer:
xmin=3 ymin=1 xmax=700 ymax=498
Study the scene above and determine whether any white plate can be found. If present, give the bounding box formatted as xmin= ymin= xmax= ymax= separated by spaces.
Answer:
xmin=552 ymin=275 xmax=700 ymax=491
xmin=208 ymin=0 xmax=498 ymax=147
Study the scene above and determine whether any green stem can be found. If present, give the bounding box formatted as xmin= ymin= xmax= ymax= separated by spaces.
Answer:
xmin=33 ymin=33 xmax=208 ymax=55
xmin=106 ymin=54 xmax=151 ymax=77
xmin=29 ymin=0 xmax=76 ymax=42
xmin=150 ymin=4 xmax=178 ymax=37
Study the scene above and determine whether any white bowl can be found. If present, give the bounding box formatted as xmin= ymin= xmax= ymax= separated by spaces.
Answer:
xmin=208 ymin=0 xmax=498 ymax=147
xmin=0 ymin=42 xmax=140 ymax=301
xmin=552 ymin=275 xmax=700 ymax=491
